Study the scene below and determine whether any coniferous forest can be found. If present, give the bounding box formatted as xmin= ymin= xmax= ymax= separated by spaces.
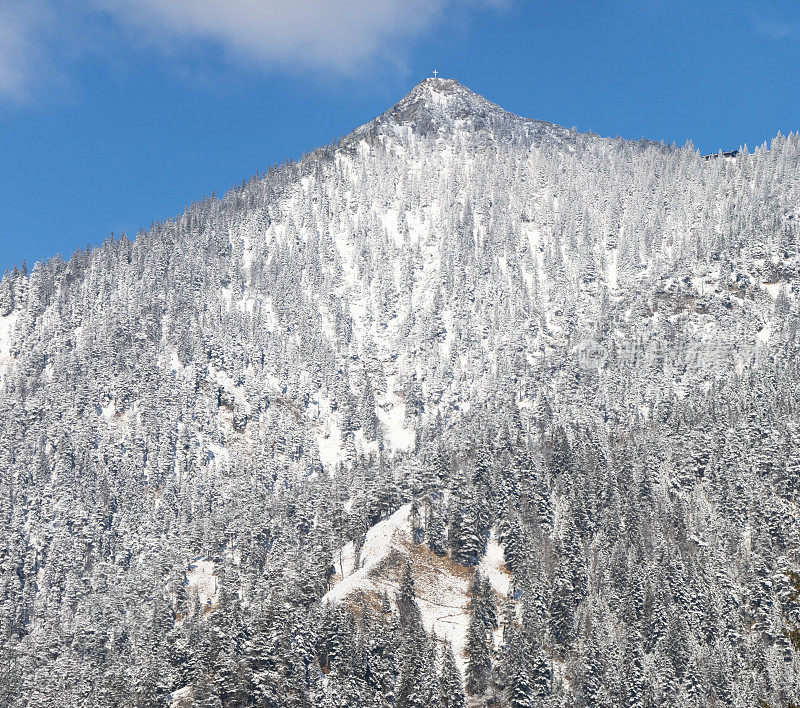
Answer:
xmin=1 ymin=78 xmax=800 ymax=706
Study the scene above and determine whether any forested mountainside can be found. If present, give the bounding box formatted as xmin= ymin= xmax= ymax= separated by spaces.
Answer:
xmin=1 ymin=77 xmax=800 ymax=707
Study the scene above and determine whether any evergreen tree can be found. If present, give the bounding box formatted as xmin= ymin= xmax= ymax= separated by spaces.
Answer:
xmin=465 ymin=574 xmax=493 ymax=697
xmin=439 ymin=641 xmax=465 ymax=708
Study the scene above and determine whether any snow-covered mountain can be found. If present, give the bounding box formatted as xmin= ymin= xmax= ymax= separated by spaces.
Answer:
xmin=1 ymin=78 xmax=800 ymax=707
xmin=349 ymin=77 xmax=574 ymax=146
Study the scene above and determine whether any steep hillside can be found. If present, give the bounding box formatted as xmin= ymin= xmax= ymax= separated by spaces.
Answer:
xmin=0 ymin=78 xmax=799 ymax=707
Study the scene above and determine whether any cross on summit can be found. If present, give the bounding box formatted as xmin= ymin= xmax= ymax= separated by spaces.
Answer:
xmin=433 ymin=69 xmax=438 ymax=79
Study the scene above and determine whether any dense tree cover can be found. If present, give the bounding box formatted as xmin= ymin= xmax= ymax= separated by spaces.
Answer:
xmin=0 ymin=79 xmax=799 ymax=705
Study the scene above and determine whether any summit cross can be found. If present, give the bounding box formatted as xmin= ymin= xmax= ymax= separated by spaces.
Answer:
xmin=433 ymin=69 xmax=438 ymax=79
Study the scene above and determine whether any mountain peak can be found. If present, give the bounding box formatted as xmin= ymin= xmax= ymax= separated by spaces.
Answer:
xmin=348 ymin=76 xmax=570 ymax=148
xmin=404 ymin=76 xmax=480 ymax=100
xmin=386 ymin=77 xmax=513 ymax=134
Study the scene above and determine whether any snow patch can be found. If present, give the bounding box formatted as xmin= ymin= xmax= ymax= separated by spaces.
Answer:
xmin=323 ymin=505 xmax=512 ymax=673
xmin=479 ymin=531 xmax=511 ymax=598
xmin=757 ymin=321 xmax=772 ymax=345
xmin=326 ymin=504 xmax=413 ymax=602
xmin=207 ymin=364 xmax=250 ymax=411
xmin=316 ymin=421 xmax=344 ymax=470
xmin=205 ymin=443 xmax=229 ymax=467
xmin=187 ymin=559 xmax=218 ymax=607
xmin=169 ymin=348 xmax=182 ymax=374
xmin=377 ymin=401 xmax=415 ymax=453
xmin=169 ymin=685 xmax=193 ymax=708
xmin=0 ymin=311 xmax=18 ymax=381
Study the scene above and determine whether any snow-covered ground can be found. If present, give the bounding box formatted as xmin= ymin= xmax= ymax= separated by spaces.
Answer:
xmin=317 ymin=420 xmax=345 ymax=469
xmin=314 ymin=387 xmax=415 ymax=471
xmin=323 ymin=504 xmax=512 ymax=671
xmin=376 ymin=397 xmax=415 ymax=453
xmin=169 ymin=685 xmax=192 ymax=708
xmin=0 ymin=311 xmax=17 ymax=382
xmin=187 ymin=559 xmax=218 ymax=607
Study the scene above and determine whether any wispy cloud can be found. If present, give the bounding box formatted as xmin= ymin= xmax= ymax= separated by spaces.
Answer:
xmin=0 ymin=0 xmax=504 ymax=100
xmin=98 ymin=0 xmax=450 ymax=72
xmin=0 ymin=1 xmax=51 ymax=100
xmin=754 ymin=17 xmax=794 ymax=39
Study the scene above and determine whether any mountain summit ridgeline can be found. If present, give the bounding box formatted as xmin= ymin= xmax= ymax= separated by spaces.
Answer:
xmin=349 ymin=77 xmax=581 ymax=149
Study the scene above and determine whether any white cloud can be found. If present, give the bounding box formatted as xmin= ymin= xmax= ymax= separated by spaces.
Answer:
xmin=753 ymin=18 xmax=794 ymax=40
xmin=0 ymin=0 xmax=505 ymax=99
xmin=98 ymin=0 xmax=455 ymax=72
xmin=0 ymin=1 xmax=49 ymax=99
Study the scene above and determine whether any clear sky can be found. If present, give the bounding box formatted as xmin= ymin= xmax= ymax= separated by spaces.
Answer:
xmin=1 ymin=0 xmax=799 ymax=272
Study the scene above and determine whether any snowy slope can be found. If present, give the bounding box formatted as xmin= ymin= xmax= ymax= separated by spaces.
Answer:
xmin=0 ymin=311 xmax=16 ymax=383
xmin=187 ymin=559 xmax=219 ymax=607
xmin=2 ymin=76 xmax=800 ymax=706
xmin=324 ymin=504 xmax=512 ymax=671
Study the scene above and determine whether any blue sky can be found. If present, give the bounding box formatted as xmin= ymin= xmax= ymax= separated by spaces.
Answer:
xmin=1 ymin=0 xmax=799 ymax=272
